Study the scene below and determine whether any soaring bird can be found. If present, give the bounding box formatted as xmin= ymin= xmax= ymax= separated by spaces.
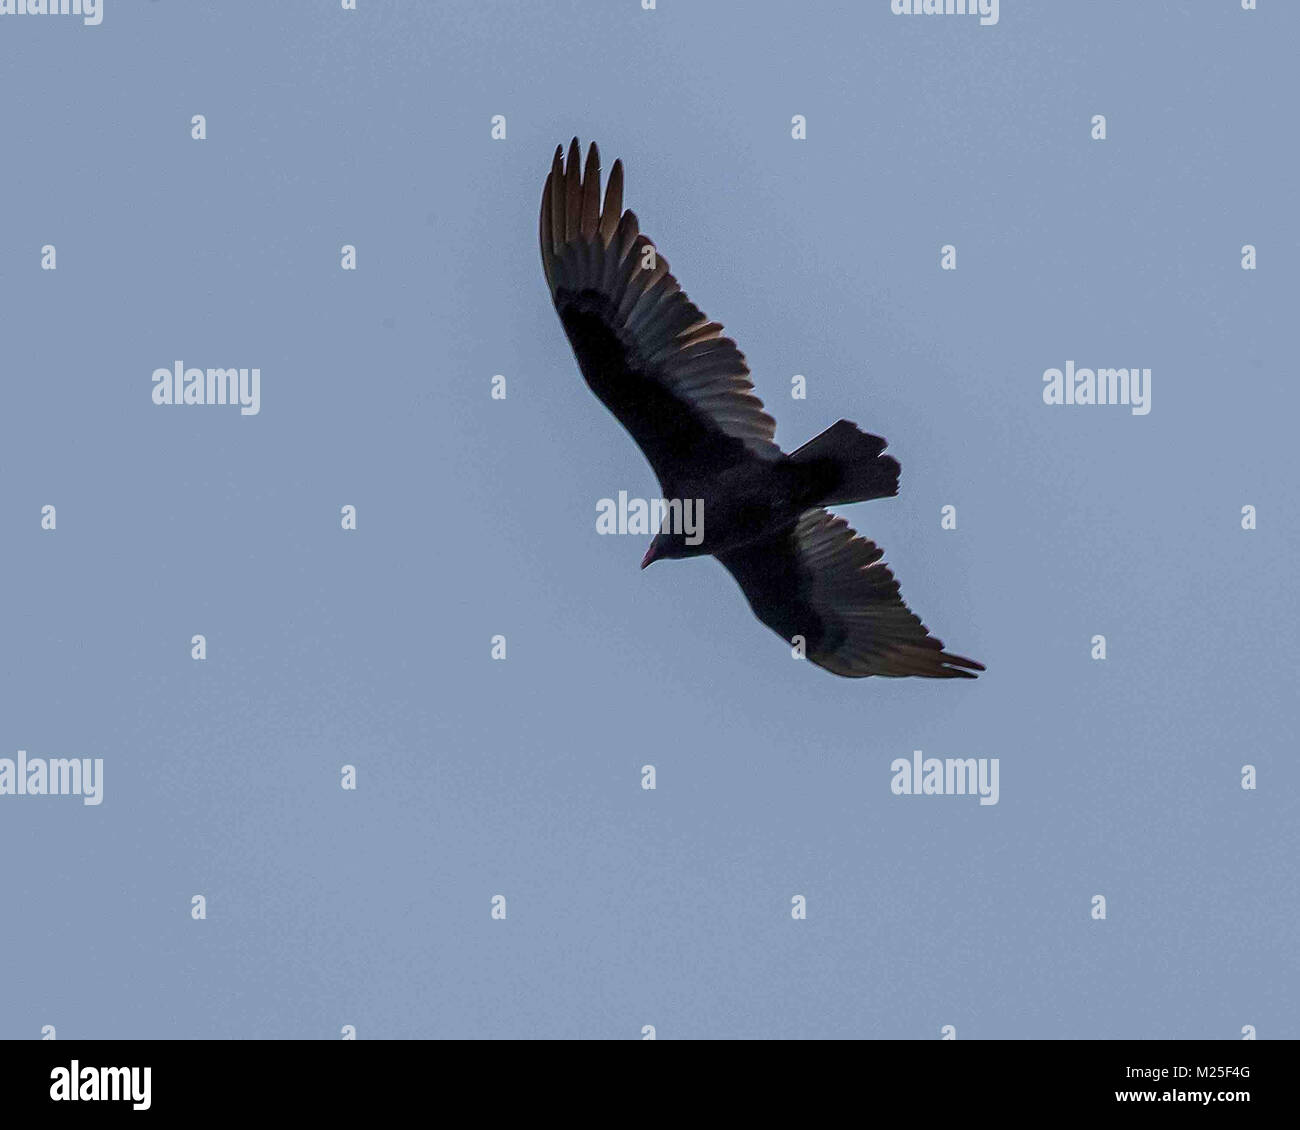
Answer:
xmin=540 ymin=139 xmax=983 ymax=679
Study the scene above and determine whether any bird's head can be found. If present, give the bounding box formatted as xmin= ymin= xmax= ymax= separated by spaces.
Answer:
xmin=641 ymin=530 xmax=687 ymax=569
xmin=642 ymin=510 xmax=704 ymax=568
xmin=640 ymin=534 xmax=667 ymax=570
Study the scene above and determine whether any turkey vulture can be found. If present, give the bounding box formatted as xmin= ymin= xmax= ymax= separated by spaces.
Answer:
xmin=540 ymin=139 xmax=983 ymax=679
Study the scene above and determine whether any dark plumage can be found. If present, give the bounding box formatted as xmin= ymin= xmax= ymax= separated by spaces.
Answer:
xmin=541 ymin=139 xmax=984 ymax=679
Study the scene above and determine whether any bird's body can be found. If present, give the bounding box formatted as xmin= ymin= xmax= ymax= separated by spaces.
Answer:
xmin=651 ymin=462 xmax=810 ymax=559
xmin=541 ymin=139 xmax=984 ymax=680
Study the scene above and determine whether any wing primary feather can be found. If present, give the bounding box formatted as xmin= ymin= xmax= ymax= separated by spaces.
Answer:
xmin=581 ymin=142 xmax=601 ymax=239
xmin=564 ymin=137 xmax=582 ymax=242
xmin=539 ymin=175 xmax=554 ymax=288
xmin=600 ymin=158 xmax=623 ymax=245
xmin=549 ymin=146 xmax=565 ymax=252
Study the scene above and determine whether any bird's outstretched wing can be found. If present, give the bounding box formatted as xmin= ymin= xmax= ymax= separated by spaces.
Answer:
xmin=541 ymin=139 xmax=780 ymax=489
xmin=717 ymin=509 xmax=985 ymax=679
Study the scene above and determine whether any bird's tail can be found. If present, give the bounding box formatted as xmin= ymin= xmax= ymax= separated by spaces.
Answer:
xmin=790 ymin=419 xmax=900 ymax=507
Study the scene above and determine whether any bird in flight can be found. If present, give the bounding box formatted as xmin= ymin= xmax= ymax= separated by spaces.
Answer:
xmin=540 ymin=139 xmax=983 ymax=679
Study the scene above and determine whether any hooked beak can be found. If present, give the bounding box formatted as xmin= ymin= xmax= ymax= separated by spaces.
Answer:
xmin=640 ymin=544 xmax=656 ymax=570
